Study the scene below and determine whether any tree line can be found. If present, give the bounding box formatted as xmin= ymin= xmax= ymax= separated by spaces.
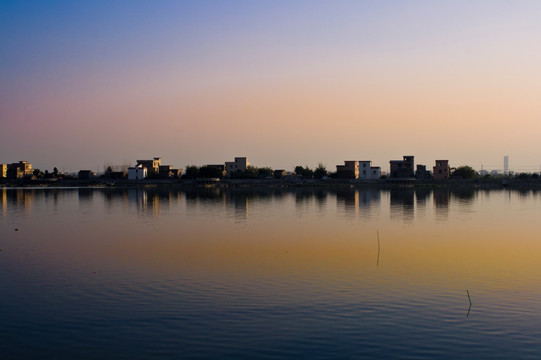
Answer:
xmin=182 ymin=163 xmax=330 ymax=180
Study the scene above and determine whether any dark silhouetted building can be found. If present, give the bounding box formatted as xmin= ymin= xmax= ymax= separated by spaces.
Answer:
xmin=78 ymin=170 xmax=95 ymax=180
xmin=7 ymin=161 xmax=33 ymax=179
xmin=336 ymin=161 xmax=359 ymax=179
xmin=416 ymin=164 xmax=431 ymax=179
xmin=390 ymin=156 xmax=414 ymax=178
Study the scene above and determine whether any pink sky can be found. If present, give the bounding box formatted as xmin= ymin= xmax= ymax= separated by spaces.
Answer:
xmin=2 ymin=1 xmax=541 ymax=173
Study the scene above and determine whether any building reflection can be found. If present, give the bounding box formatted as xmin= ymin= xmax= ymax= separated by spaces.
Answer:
xmin=358 ymin=189 xmax=381 ymax=216
xmin=5 ymin=187 xmax=541 ymax=226
xmin=126 ymin=188 xmax=183 ymax=217
xmin=335 ymin=188 xmax=381 ymax=219
xmin=1 ymin=189 xmax=5 ymax=217
xmin=78 ymin=188 xmax=94 ymax=204
xmin=415 ymin=188 xmax=431 ymax=208
xmin=433 ymin=188 xmax=449 ymax=220
xmin=1 ymin=188 xmax=35 ymax=217
xmin=390 ymin=188 xmax=415 ymax=222
xmin=0 ymin=188 xmax=77 ymax=217
xmin=413 ymin=188 xmax=431 ymax=219
xmin=94 ymin=188 xmax=184 ymax=218
xmin=225 ymin=191 xmax=248 ymax=221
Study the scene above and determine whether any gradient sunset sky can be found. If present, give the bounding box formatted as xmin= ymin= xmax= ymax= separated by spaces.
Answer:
xmin=2 ymin=1 xmax=541 ymax=173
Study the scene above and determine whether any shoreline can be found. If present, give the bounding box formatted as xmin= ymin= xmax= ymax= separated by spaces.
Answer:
xmin=2 ymin=178 xmax=541 ymax=190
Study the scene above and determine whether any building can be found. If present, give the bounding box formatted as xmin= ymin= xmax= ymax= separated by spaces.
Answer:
xmin=416 ymin=164 xmax=431 ymax=179
xmin=6 ymin=161 xmax=33 ymax=179
xmin=389 ymin=156 xmax=414 ymax=178
xmin=0 ymin=164 xmax=7 ymax=178
xmin=357 ymin=161 xmax=381 ymax=180
xmin=504 ymin=155 xmax=509 ymax=175
xmin=336 ymin=161 xmax=359 ymax=179
xmin=370 ymin=167 xmax=381 ymax=179
xmin=136 ymin=157 xmax=161 ymax=175
xmin=78 ymin=170 xmax=95 ymax=180
xmin=433 ymin=160 xmax=450 ymax=180
xmin=128 ymin=164 xmax=147 ymax=180
xmin=358 ymin=161 xmax=371 ymax=179
xmin=225 ymin=157 xmax=249 ymax=175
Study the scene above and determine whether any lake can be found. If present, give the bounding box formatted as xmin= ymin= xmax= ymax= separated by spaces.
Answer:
xmin=1 ymin=186 xmax=541 ymax=359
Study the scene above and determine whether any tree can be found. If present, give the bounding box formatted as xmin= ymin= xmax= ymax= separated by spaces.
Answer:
xmin=257 ymin=167 xmax=273 ymax=178
xmin=104 ymin=166 xmax=114 ymax=179
xmin=198 ymin=165 xmax=224 ymax=178
xmin=313 ymin=163 xmax=327 ymax=179
xmin=451 ymin=166 xmax=477 ymax=179
xmin=33 ymin=169 xmax=44 ymax=178
xmin=294 ymin=165 xmax=314 ymax=179
xmin=53 ymin=167 xmax=59 ymax=177
xmin=182 ymin=165 xmax=199 ymax=179
xmin=230 ymin=166 xmax=267 ymax=179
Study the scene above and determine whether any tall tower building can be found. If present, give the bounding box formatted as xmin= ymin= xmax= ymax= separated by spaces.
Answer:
xmin=504 ymin=155 xmax=509 ymax=175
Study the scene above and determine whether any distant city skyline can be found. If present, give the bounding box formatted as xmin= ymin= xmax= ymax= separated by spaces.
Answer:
xmin=2 ymin=1 xmax=541 ymax=172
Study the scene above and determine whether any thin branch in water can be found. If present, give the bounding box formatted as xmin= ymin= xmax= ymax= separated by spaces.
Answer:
xmin=377 ymin=230 xmax=380 ymax=267
xmin=466 ymin=289 xmax=472 ymax=317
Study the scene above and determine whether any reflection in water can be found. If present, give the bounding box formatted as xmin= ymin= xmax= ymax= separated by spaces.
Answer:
xmin=390 ymin=188 xmax=415 ymax=222
xmin=3 ymin=187 xmax=541 ymax=223
xmin=336 ymin=188 xmax=382 ymax=219
xmin=2 ymin=187 xmax=541 ymax=359
xmin=415 ymin=188 xmax=431 ymax=206
xmin=78 ymin=188 xmax=93 ymax=203
xmin=433 ymin=188 xmax=450 ymax=220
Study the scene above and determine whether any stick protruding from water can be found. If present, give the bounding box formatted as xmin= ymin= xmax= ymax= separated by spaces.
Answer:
xmin=377 ymin=230 xmax=380 ymax=267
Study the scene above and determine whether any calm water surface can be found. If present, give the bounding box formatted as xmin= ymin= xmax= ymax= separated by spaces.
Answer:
xmin=1 ymin=187 xmax=541 ymax=359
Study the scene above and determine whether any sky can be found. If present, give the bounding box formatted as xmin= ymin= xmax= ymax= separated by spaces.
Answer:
xmin=1 ymin=0 xmax=541 ymax=173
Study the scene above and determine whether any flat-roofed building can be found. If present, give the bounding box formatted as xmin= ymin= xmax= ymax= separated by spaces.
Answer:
xmin=336 ymin=161 xmax=359 ymax=179
xmin=390 ymin=156 xmax=414 ymax=178
xmin=433 ymin=160 xmax=450 ymax=180
xmin=370 ymin=166 xmax=381 ymax=179
xmin=416 ymin=164 xmax=431 ymax=179
xmin=128 ymin=164 xmax=147 ymax=180
xmin=225 ymin=157 xmax=249 ymax=175
xmin=78 ymin=170 xmax=95 ymax=180
xmin=356 ymin=161 xmax=381 ymax=180
xmin=7 ymin=161 xmax=33 ymax=179
xmin=136 ymin=157 xmax=161 ymax=174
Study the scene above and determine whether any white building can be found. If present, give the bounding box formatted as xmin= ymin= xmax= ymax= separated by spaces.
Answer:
xmin=128 ymin=164 xmax=147 ymax=180
xmin=357 ymin=161 xmax=381 ymax=180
